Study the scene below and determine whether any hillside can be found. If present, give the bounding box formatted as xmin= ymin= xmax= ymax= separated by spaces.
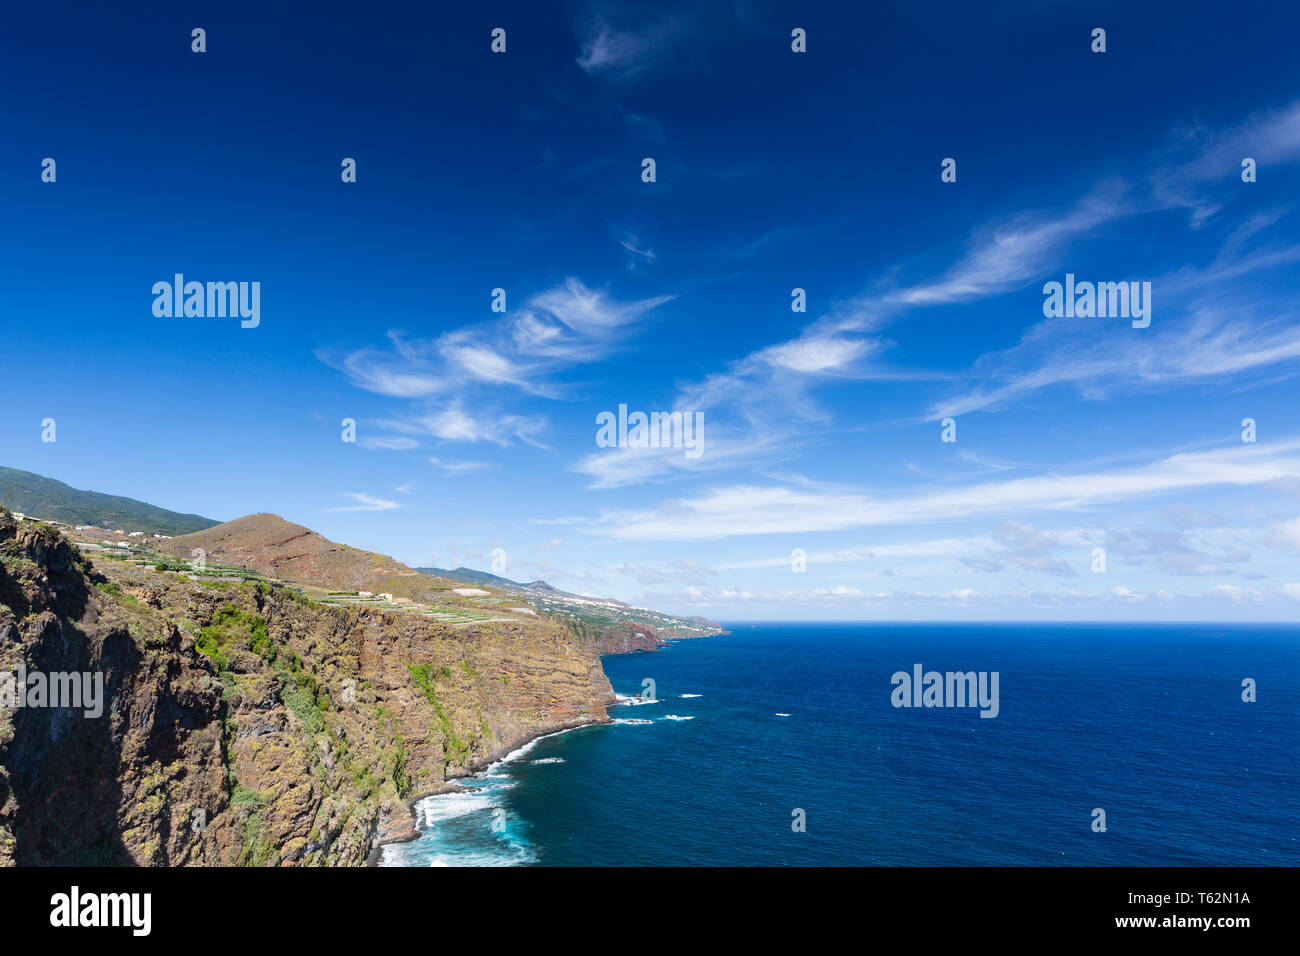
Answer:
xmin=0 ymin=466 xmax=219 ymax=536
xmin=0 ymin=511 xmax=612 ymax=866
xmin=161 ymin=514 xmax=462 ymax=599
xmin=421 ymin=565 xmax=725 ymax=652
xmin=422 ymin=566 xmax=555 ymax=591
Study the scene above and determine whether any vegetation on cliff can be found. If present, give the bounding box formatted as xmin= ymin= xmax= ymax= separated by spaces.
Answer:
xmin=0 ymin=511 xmax=613 ymax=866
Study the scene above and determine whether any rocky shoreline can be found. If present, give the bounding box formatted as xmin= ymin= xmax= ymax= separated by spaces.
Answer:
xmin=365 ymin=711 xmax=614 ymax=865
xmin=367 ymin=632 xmax=729 ymax=867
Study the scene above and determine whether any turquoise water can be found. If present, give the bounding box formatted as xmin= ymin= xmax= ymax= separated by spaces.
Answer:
xmin=381 ymin=623 xmax=1300 ymax=866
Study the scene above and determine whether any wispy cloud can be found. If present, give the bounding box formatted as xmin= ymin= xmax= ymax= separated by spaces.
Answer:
xmin=572 ymin=425 xmax=791 ymax=489
xmin=653 ymin=581 xmax=1293 ymax=613
xmin=654 ymin=101 xmax=1300 ymax=452
xmin=615 ymin=229 xmax=656 ymax=264
xmin=386 ymin=402 xmax=550 ymax=448
xmin=582 ymin=439 xmax=1300 ymax=540
xmin=327 ymin=493 xmax=401 ymax=513
xmin=360 ymin=435 xmax=421 ymax=451
xmin=706 ymin=521 xmax=1252 ymax=582
xmin=321 ymin=278 xmax=674 ymax=450
xmin=593 ymin=192 xmax=1134 ymax=488
xmin=428 ymin=456 xmax=495 ymax=474
xmin=321 ymin=279 xmax=672 ymax=402
xmin=1154 ymin=99 xmax=1300 ymax=224
xmin=575 ymin=13 xmax=687 ymax=77
xmin=884 ymin=184 xmax=1131 ymax=307
xmin=932 ymin=295 xmax=1300 ymax=419
xmin=527 ymin=277 xmax=672 ymax=339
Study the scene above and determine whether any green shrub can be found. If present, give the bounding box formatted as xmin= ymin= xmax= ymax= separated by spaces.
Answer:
xmin=230 ymin=785 xmax=262 ymax=807
xmin=196 ymin=604 xmax=273 ymax=668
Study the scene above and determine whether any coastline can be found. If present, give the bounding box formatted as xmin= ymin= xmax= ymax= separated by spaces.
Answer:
xmin=367 ymin=628 xmax=727 ymax=866
xmin=366 ymin=712 xmax=612 ymax=866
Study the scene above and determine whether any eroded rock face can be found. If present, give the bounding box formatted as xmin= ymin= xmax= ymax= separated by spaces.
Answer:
xmin=0 ymin=514 xmax=613 ymax=866
xmin=592 ymin=626 xmax=670 ymax=655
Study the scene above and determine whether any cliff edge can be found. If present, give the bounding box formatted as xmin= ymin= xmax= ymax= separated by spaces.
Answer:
xmin=0 ymin=513 xmax=612 ymax=866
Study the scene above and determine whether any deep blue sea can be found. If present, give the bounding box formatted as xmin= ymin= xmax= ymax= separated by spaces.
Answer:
xmin=381 ymin=623 xmax=1299 ymax=866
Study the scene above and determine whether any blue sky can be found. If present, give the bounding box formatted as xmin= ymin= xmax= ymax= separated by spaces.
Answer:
xmin=3 ymin=0 xmax=1300 ymax=620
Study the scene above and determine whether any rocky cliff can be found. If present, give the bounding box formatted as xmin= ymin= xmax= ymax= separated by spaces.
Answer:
xmin=0 ymin=513 xmax=613 ymax=866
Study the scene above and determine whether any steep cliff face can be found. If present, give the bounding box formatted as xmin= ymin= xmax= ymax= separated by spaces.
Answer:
xmin=557 ymin=616 xmax=714 ymax=655
xmin=0 ymin=514 xmax=612 ymax=866
xmin=585 ymin=622 xmax=677 ymax=654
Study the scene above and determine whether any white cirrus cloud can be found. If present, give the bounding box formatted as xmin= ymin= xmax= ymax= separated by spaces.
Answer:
xmin=327 ymin=493 xmax=401 ymax=513
xmin=428 ymin=456 xmax=495 ymax=474
xmin=321 ymin=278 xmax=673 ymax=450
xmin=575 ymin=15 xmax=687 ymax=77
xmin=320 ymin=279 xmax=673 ymax=402
xmin=581 ymin=439 xmax=1300 ymax=541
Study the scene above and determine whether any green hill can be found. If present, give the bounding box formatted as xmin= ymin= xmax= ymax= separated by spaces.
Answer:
xmin=0 ymin=465 xmax=220 ymax=535
xmin=419 ymin=566 xmax=552 ymax=591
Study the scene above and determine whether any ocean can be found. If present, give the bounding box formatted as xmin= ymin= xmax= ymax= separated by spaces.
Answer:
xmin=380 ymin=622 xmax=1299 ymax=866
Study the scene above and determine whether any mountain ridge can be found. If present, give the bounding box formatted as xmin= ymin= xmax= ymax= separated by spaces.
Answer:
xmin=0 ymin=465 xmax=219 ymax=536
xmin=421 ymin=566 xmax=570 ymax=595
xmin=419 ymin=565 xmax=725 ymax=652
xmin=160 ymin=514 xmax=461 ymax=597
